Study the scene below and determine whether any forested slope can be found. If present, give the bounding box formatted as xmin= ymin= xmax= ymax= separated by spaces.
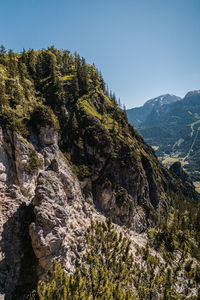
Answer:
xmin=0 ymin=46 xmax=199 ymax=299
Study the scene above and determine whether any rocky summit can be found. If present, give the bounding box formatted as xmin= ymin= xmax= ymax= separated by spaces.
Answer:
xmin=0 ymin=47 xmax=200 ymax=299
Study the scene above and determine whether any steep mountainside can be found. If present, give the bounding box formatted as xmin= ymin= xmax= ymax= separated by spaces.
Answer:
xmin=0 ymin=47 xmax=199 ymax=299
xmin=126 ymin=94 xmax=181 ymax=127
xmin=128 ymin=90 xmax=200 ymax=181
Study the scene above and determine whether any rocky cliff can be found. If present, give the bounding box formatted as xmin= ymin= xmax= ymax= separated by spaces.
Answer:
xmin=0 ymin=124 xmax=198 ymax=299
xmin=0 ymin=126 xmax=98 ymax=299
xmin=0 ymin=47 xmax=199 ymax=299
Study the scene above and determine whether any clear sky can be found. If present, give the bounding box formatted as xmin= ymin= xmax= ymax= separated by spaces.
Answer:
xmin=0 ymin=0 xmax=200 ymax=108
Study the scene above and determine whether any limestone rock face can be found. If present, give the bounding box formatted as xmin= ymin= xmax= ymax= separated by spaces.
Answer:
xmin=38 ymin=126 xmax=58 ymax=147
xmin=29 ymin=142 xmax=93 ymax=279
xmin=90 ymin=151 xmax=168 ymax=232
xmin=0 ymin=128 xmax=38 ymax=299
xmin=0 ymin=127 xmax=93 ymax=299
xmin=0 ymin=126 xmax=130 ymax=298
xmin=169 ymin=161 xmax=198 ymax=200
xmin=0 ymin=126 xmax=198 ymax=299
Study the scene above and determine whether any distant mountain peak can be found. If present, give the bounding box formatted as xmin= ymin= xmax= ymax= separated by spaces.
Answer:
xmin=126 ymin=93 xmax=181 ymax=127
xmin=127 ymin=88 xmax=200 ymax=181
xmin=185 ymin=89 xmax=200 ymax=98
xmin=145 ymin=94 xmax=181 ymax=106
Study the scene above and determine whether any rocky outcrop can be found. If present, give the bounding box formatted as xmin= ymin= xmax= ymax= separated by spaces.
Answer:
xmin=93 ymin=159 xmax=151 ymax=232
xmin=29 ymin=128 xmax=94 ymax=279
xmin=0 ymin=125 xmax=199 ymax=299
xmin=0 ymin=126 xmax=94 ymax=299
xmin=0 ymin=125 xmax=152 ymax=298
xmin=170 ymin=161 xmax=198 ymax=200
xmin=0 ymin=128 xmax=38 ymax=299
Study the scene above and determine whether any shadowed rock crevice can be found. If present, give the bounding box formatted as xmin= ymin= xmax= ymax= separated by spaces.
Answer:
xmin=169 ymin=162 xmax=198 ymax=200
xmin=0 ymin=203 xmax=38 ymax=300
xmin=13 ymin=204 xmax=38 ymax=300
xmin=141 ymin=153 xmax=159 ymax=209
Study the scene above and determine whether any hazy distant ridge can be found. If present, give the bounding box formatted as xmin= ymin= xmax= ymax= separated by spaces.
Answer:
xmin=127 ymin=90 xmax=200 ymax=181
xmin=126 ymin=94 xmax=181 ymax=127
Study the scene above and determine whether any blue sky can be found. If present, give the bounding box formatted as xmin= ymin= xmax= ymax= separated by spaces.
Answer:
xmin=0 ymin=0 xmax=200 ymax=108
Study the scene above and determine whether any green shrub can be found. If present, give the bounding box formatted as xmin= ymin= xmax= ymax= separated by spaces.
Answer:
xmin=27 ymin=148 xmax=43 ymax=172
xmin=30 ymin=104 xmax=60 ymax=131
xmin=115 ymin=188 xmax=128 ymax=207
xmin=0 ymin=106 xmax=29 ymax=136
xmin=29 ymin=218 xmax=136 ymax=300
xmin=77 ymin=164 xmax=91 ymax=180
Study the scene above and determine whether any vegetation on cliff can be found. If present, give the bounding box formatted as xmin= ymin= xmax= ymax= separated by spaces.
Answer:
xmin=0 ymin=45 xmax=166 ymax=206
xmin=0 ymin=45 xmax=200 ymax=299
xmin=0 ymin=45 xmax=147 ymax=164
xmin=0 ymin=44 xmax=199 ymax=235
xmin=30 ymin=219 xmax=200 ymax=299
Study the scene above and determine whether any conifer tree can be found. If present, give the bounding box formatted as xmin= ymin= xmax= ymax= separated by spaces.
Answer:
xmin=70 ymin=74 xmax=79 ymax=101
xmin=0 ymin=45 xmax=7 ymax=65
xmin=8 ymin=49 xmax=18 ymax=77
xmin=0 ymin=76 xmax=8 ymax=110
xmin=33 ymin=219 xmax=136 ymax=299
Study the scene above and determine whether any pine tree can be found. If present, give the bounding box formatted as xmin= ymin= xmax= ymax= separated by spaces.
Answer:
xmin=99 ymin=71 xmax=106 ymax=92
xmin=0 ymin=45 xmax=7 ymax=65
xmin=0 ymin=76 xmax=8 ymax=110
xmin=8 ymin=49 xmax=18 ymax=77
xmin=70 ymin=74 xmax=79 ymax=101
xmin=32 ymin=219 xmax=135 ymax=300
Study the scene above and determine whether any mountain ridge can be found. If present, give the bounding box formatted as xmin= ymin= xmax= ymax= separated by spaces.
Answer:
xmin=127 ymin=93 xmax=181 ymax=127
xmin=0 ymin=47 xmax=199 ymax=299
xmin=127 ymin=89 xmax=200 ymax=181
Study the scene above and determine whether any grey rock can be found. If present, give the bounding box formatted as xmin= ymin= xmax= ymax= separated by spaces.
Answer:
xmin=0 ymin=124 xmax=195 ymax=299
